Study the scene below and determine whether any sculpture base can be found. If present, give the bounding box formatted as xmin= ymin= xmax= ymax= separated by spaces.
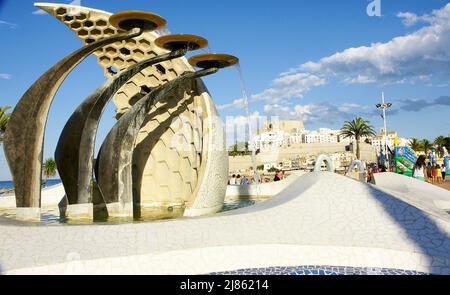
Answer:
xmin=16 ymin=207 xmax=40 ymax=221
xmin=106 ymin=202 xmax=133 ymax=219
xmin=58 ymin=196 xmax=94 ymax=221
xmin=133 ymin=202 xmax=185 ymax=220
xmin=347 ymin=171 xmax=366 ymax=182
xmin=183 ymin=203 xmax=223 ymax=217
xmin=66 ymin=204 xmax=94 ymax=221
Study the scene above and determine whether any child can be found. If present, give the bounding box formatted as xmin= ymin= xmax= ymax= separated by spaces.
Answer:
xmin=431 ymin=164 xmax=437 ymax=184
xmin=436 ymin=164 xmax=443 ymax=184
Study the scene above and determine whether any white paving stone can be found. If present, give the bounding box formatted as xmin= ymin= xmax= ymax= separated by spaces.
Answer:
xmin=1 ymin=172 xmax=450 ymax=274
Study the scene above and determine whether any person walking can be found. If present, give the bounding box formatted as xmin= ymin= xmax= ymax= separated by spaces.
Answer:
xmin=412 ymin=155 xmax=427 ymax=182
xmin=442 ymin=164 xmax=447 ymax=182
xmin=426 ymin=162 xmax=432 ymax=183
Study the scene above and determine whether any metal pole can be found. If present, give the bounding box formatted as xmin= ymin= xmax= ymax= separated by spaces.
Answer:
xmin=382 ymin=92 xmax=390 ymax=170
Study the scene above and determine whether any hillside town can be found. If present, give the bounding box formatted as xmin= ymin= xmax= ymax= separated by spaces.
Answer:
xmin=228 ymin=119 xmax=413 ymax=179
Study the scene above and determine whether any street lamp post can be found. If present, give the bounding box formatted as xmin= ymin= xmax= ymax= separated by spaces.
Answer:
xmin=376 ymin=92 xmax=392 ymax=171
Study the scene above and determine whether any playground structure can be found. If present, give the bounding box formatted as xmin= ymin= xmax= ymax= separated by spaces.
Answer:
xmin=394 ymin=146 xmax=417 ymax=176
xmin=395 ymin=145 xmax=450 ymax=176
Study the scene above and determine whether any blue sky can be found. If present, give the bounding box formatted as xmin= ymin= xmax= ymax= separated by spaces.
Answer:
xmin=0 ymin=0 xmax=450 ymax=180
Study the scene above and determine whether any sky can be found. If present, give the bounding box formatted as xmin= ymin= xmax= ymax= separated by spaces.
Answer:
xmin=0 ymin=0 xmax=450 ymax=180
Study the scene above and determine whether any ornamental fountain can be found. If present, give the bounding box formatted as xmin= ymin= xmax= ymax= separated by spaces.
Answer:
xmin=3 ymin=3 xmax=238 ymax=221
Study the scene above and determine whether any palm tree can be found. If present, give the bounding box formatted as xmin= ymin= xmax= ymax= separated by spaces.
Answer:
xmin=340 ymin=117 xmax=376 ymax=159
xmin=421 ymin=139 xmax=432 ymax=155
xmin=445 ymin=137 xmax=450 ymax=151
xmin=434 ymin=135 xmax=447 ymax=156
xmin=0 ymin=105 xmax=12 ymax=143
xmin=43 ymin=158 xmax=57 ymax=179
xmin=408 ymin=138 xmax=422 ymax=152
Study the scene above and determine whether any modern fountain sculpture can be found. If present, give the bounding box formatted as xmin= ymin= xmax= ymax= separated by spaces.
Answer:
xmin=188 ymin=54 xmax=240 ymax=69
xmin=96 ymin=51 xmax=238 ymax=218
xmin=3 ymin=8 xmax=164 ymax=219
xmin=3 ymin=2 xmax=234 ymax=221
xmin=55 ymin=33 xmax=209 ymax=219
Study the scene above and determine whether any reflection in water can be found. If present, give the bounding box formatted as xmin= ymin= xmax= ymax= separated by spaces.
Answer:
xmin=222 ymin=199 xmax=262 ymax=212
xmin=0 ymin=199 xmax=263 ymax=225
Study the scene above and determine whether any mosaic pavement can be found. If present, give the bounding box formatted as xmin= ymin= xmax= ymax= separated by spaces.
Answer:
xmin=210 ymin=265 xmax=430 ymax=275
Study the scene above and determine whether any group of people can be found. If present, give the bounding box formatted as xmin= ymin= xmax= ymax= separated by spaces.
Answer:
xmin=228 ymin=170 xmax=285 ymax=186
xmin=412 ymin=155 xmax=447 ymax=184
xmin=228 ymin=174 xmax=251 ymax=185
xmin=363 ymin=164 xmax=392 ymax=183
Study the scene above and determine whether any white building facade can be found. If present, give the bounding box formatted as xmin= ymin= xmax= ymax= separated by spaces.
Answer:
xmin=302 ymin=128 xmax=341 ymax=144
xmin=371 ymin=130 xmax=411 ymax=155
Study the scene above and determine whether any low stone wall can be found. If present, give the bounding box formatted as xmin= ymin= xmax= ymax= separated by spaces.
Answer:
xmin=228 ymin=142 xmax=376 ymax=172
xmin=225 ymin=172 xmax=305 ymax=199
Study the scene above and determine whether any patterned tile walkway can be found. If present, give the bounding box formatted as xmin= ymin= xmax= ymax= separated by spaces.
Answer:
xmin=211 ymin=265 xmax=429 ymax=275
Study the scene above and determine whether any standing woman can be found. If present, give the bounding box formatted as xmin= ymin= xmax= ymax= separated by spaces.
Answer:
xmin=412 ymin=155 xmax=428 ymax=182
xmin=426 ymin=162 xmax=433 ymax=183
xmin=442 ymin=164 xmax=447 ymax=182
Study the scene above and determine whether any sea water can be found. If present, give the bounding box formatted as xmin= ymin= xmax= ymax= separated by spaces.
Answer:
xmin=0 ymin=179 xmax=62 ymax=191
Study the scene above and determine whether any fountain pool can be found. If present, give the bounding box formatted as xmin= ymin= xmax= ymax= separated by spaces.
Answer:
xmin=0 ymin=198 xmax=264 ymax=225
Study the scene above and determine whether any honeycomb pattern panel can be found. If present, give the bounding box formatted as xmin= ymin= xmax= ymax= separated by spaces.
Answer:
xmin=133 ymin=81 xmax=203 ymax=206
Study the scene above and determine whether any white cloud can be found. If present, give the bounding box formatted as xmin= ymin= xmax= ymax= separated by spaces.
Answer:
xmin=0 ymin=20 xmax=17 ymax=29
xmin=292 ymin=103 xmax=360 ymax=123
xmin=225 ymin=111 xmax=262 ymax=144
xmin=298 ymin=4 xmax=450 ymax=85
xmin=261 ymin=101 xmax=368 ymax=124
xmin=396 ymin=12 xmax=433 ymax=27
xmin=32 ymin=9 xmax=47 ymax=15
xmin=217 ymin=98 xmax=245 ymax=110
xmin=0 ymin=73 xmax=12 ymax=80
xmin=344 ymin=75 xmax=376 ymax=84
xmin=251 ymin=72 xmax=325 ymax=103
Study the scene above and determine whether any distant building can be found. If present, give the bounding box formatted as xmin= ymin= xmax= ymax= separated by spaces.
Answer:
xmin=252 ymin=130 xmax=290 ymax=150
xmin=261 ymin=120 xmax=305 ymax=134
xmin=371 ymin=130 xmax=410 ymax=155
xmin=253 ymin=125 xmax=355 ymax=150
xmin=302 ymin=128 xmax=341 ymax=144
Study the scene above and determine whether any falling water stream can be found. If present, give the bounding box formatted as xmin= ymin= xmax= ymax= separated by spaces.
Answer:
xmin=235 ymin=63 xmax=260 ymax=197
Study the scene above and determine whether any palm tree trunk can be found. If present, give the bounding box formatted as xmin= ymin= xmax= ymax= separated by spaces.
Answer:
xmin=356 ymin=137 xmax=361 ymax=160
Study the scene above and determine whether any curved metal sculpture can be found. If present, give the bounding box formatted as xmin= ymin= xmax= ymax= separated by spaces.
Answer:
xmin=3 ymin=28 xmax=143 ymax=218
xmin=2 ymin=9 xmax=167 ymax=219
xmin=96 ymin=68 xmax=218 ymax=217
xmin=55 ymin=49 xmax=187 ymax=211
xmin=188 ymin=53 xmax=239 ymax=69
